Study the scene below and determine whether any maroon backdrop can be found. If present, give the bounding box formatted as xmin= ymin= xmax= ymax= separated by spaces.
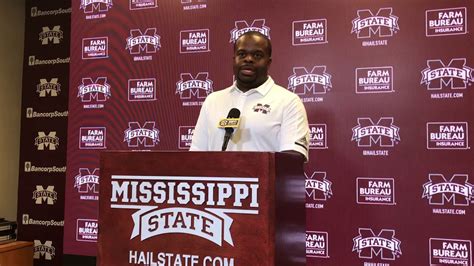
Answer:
xmin=63 ymin=0 xmax=473 ymax=265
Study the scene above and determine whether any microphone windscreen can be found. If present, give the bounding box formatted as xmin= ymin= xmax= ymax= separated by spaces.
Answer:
xmin=228 ymin=108 xmax=240 ymax=119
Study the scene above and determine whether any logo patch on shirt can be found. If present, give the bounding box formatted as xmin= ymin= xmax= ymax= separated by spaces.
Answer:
xmin=253 ymin=103 xmax=271 ymax=114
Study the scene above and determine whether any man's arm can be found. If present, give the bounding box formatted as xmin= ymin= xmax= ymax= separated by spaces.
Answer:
xmin=279 ymin=95 xmax=310 ymax=161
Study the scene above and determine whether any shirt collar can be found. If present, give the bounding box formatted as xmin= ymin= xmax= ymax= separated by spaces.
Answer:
xmin=231 ymin=76 xmax=274 ymax=96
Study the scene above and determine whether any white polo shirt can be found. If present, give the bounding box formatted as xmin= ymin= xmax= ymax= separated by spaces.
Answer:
xmin=190 ymin=76 xmax=310 ymax=161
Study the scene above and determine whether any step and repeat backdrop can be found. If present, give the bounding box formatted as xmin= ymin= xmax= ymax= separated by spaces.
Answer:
xmin=17 ymin=1 xmax=71 ymax=265
xmin=17 ymin=0 xmax=473 ymax=265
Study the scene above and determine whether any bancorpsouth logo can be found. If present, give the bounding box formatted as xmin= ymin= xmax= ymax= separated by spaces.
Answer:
xmin=426 ymin=122 xmax=469 ymax=150
xmin=292 ymin=19 xmax=327 ymax=46
xmin=305 ymin=171 xmax=332 ymax=209
xmin=34 ymin=240 xmax=55 ymax=260
xmin=426 ymin=7 xmax=467 ymax=37
xmin=78 ymin=77 xmax=111 ymax=109
xmin=180 ymin=29 xmax=210 ymax=53
xmin=421 ymin=58 xmax=473 ymax=99
xmin=288 ymin=66 xmax=332 ymax=103
xmin=128 ymin=78 xmax=156 ymax=101
xmin=31 ymin=7 xmax=72 ymax=17
xmin=306 ymin=231 xmax=329 ymax=258
xmin=26 ymin=108 xmax=68 ymax=119
xmin=353 ymin=228 xmax=402 ymax=260
xmin=230 ymin=19 xmax=270 ymax=43
xmin=124 ymin=122 xmax=160 ymax=148
xmin=77 ymin=219 xmax=98 ymax=242
xmin=79 ymin=127 xmax=106 ymax=149
xmin=82 ymin=37 xmax=108 ymax=59
xmin=28 ymin=56 xmax=70 ymax=66
xmin=37 ymin=78 xmax=60 ymax=97
xmin=181 ymin=0 xmax=207 ymax=11
xmin=126 ymin=28 xmax=161 ymax=61
xmin=178 ymin=126 xmax=194 ymax=149
xmin=75 ymin=168 xmax=100 ymax=200
xmin=357 ymin=177 xmax=396 ymax=205
xmin=24 ymin=161 xmax=66 ymax=173
xmin=35 ymin=132 xmax=59 ymax=150
xmin=22 ymin=214 xmax=64 ymax=227
xmin=39 ymin=26 xmax=63 ymax=45
xmin=309 ymin=124 xmax=327 ymax=149
xmin=130 ymin=0 xmax=157 ymax=10
xmin=176 ymin=72 xmax=213 ymax=106
xmin=32 ymin=186 xmax=57 ymax=205
xmin=352 ymin=117 xmax=400 ymax=151
xmin=430 ymin=238 xmax=472 ymax=266
xmin=351 ymin=8 xmax=399 ymax=47
xmin=110 ymin=175 xmax=259 ymax=246
xmin=423 ymin=174 xmax=473 ymax=207
xmin=356 ymin=66 xmax=394 ymax=94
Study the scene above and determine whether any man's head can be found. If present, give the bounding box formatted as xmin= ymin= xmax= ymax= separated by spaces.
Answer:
xmin=233 ymin=31 xmax=272 ymax=92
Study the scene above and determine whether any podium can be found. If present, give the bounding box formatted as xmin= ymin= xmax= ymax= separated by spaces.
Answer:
xmin=99 ymin=151 xmax=306 ymax=265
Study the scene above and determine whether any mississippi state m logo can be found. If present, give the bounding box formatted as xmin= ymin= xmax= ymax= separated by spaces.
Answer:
xmin=351 ymin=8 xmax=399 ymax=38
xmin=34 ymin=240 xmax=55 ymax=260
xmin=39 ymin=26 xmax=63 ymax=45
xmin=80 ymin=0 xmax=113 ymax=13
xmin=305 ymin=172 xmax=332 ymax=201
xmin=78 ymin=77 xmax=111 ymax=102
xmin=352 ymin=117 xmax=400 ymax=147
xmin=353 ymin=228 xmax=402 ymax=260
xmin=423 ymin=174 xmax=474 ymax=206
xmin=126 ymin=28 xmax=161 ymax=54
xmin=75 ymin=168 xmax=100 ymax=193
xmin=35 ymin=132 xmax=59 ymax=150
xmin=124 ymin=121 xmax=160 ymax=147
xmin=32 ymin=186 xmax=57 ymax=205
xmin=288 ymin=66 xmax=332 ymax=95
xmin=176 ymin=72 xmax=213 ymax=99
xmin=37 ymin=78 xmax=60 ymax=97
xmin=421 ymin=58 xmax=473 ymax=90
xmin=230 ymin=19 xmax=270 ymax=43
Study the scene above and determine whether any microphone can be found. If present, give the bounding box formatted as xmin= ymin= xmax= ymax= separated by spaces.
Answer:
xmin=219 ymin=108 xmax=240 ymax=151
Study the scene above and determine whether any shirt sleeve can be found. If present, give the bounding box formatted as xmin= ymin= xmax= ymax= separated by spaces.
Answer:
xmin=278 ymin=95 xmax=310 ymax=161
xmin=189 ymin=98 xmax=210 ymax=151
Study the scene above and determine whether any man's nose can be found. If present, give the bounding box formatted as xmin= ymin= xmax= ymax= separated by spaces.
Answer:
xmin=243 ymin=54 xmax=254 ymax=62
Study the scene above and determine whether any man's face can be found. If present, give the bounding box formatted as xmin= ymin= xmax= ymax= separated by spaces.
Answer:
xmin=233 ymin=34 xmax=272 ymax=91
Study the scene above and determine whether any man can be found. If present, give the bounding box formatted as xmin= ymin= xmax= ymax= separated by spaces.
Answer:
xmin=190 ymin=31 xmax=310 ymax=161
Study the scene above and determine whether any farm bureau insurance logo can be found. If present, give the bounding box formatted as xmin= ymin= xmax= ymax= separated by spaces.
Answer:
xmin=180 ymin=29 xmax=210 ymax=53
xmin=357 ymin=177 xmax=395 ymax=205
xmin=75 ymin=168 xmax=100 ymax=201
xmin=356 ymin=66 xmax=394 ymax=93
xmin=124 ymin=121 xmax=160 ymax=148
xmin=352 ymin=117 xmax=400 ymax=156
xmin=422 ymin=174 xmax=473 ymax=214
xmin=35 ymin=131 xmax=59 ymax=150
xmin=32 ymin=186 xmax=57 ymax=205
xmin=176 ymin=72 xmax=213 ymax=106
xmin=34 ymin=240 xmax=55 ymax=260
xmin=110 ymin=175 xmax=259 ymax=246
xmin=78 ymin=77 xmax=111 ymax=109
xmin=430 ymin=238 xmax=472 ymax=266
xmin=353 ymin=228 xmax=402 ymax=261
xmin=421 ymin=58 xmax=473 ymax=99
xmin=130 ymin=0 xmax=157 ymax=10
xmin=426 ymin=7 xmax=467 ymax=37
xmin=128 ymin=78 xmax=156 ymax=101
xmin=292 ymin=19 xmax=327 ymax=46
xmin=426 ymin=122 xmax=469 ymax=150
xmin=306 ymin=231 xmax=329 ymax=258
xmin=288 ymin=66 xmax=332 ymax=103
xmin=351 ymin=8 xmax=399 ymax=47
xmin=229 ymin=19 xmax=270 ymax=43
xmin=79 ymin=127 xmax=106 ymax=149
xmin=37 ymin=78 xmax=60 ymax=97
xmin=39 ymin=26 xmax=63 ymax=45
xmin=179 ymin=126 xmax=194 ymax=149
xmin=305 ymin=171 xmax=332 ymax=209
xmin=82 ymin=37 xmax=108 ymax=59
xmin=309 ymin=124 xmax=327 ymax=149
xmin=77 ymin=219 xmax=98 ymax=242
xmin=126 ymin=28 xmax=161 ymax=61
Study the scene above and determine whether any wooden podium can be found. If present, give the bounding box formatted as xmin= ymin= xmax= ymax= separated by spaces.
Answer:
xmin=99 ymin=151 xmax=305 ymax=265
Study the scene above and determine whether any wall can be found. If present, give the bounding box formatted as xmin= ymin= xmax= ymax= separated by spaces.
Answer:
xmin=0 ymin=1 xmax=24 ymax=221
